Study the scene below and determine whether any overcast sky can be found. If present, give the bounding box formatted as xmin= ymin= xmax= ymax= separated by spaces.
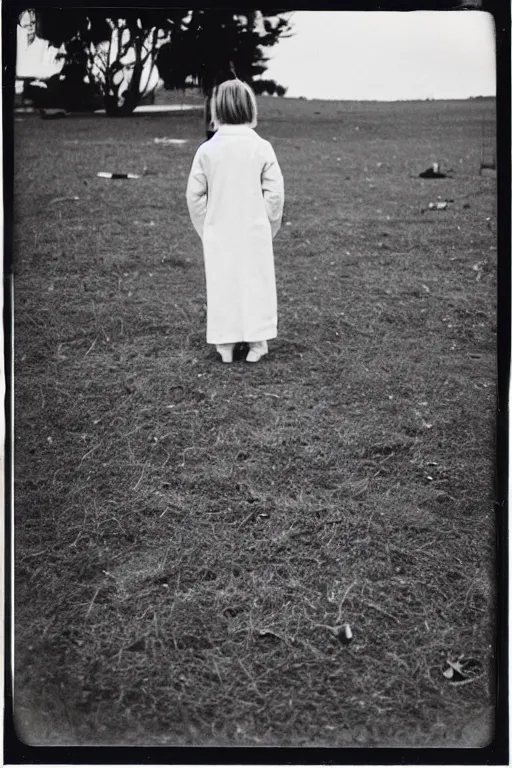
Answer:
xmin=265 ymin=11 xmax=496 ymax=101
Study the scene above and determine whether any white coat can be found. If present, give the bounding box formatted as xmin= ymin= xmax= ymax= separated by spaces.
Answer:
xmin=186 ymin=124 xmax=284 ymax=345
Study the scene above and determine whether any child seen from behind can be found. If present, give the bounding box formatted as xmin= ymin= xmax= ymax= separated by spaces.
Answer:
xmin=186 ymin=80 xmax=285 ymax=363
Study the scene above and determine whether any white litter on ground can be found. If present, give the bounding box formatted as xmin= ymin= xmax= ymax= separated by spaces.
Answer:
xmin=97 ymin=172 xmax=140 ymax=180
xmin=154 ymin=138 xmax=188 ymax=145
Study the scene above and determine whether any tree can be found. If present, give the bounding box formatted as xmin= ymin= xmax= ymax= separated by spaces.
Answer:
xmin=252 ymin=79 xmax=288 ymax=97
xmin=157 ymin=10 xmax=291 ymax=138
xmin=34 ymin=9 xmax=188 ymax=115
xmin=33 ymin=9 xmax=292 ymax=116
xmin=156 ymin=10 xmax=291 ymax=95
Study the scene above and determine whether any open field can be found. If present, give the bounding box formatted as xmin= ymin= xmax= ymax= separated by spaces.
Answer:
xmin=13 ymin=96 xmax=496 ymax=747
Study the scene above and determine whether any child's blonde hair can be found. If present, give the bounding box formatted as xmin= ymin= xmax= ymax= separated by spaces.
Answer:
xmin=211 ymin=79 xmax=258 ymax=129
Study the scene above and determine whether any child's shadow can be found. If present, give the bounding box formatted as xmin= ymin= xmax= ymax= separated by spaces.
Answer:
xmin=233 ymin=342 xmax=249 ymax=361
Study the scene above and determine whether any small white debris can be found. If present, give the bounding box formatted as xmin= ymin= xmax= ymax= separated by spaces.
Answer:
xmin=429 ymin=201 xmax=448 ymax=211
xmin=154 ymin=137 xmax=188 ymax=145
xmin=97 ymin=172 xmax=140 ymax=179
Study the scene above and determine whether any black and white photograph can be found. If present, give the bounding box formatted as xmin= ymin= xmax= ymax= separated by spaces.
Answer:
xmin=7 ymin=0 xmax=505 ymax=755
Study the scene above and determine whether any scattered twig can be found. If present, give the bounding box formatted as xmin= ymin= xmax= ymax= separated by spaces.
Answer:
xmin=132 ymin=460 xmax=149 ymax=491
xmin=158 ymin=542 xmax=173 ymax=573
xmin=237 ymin=510 xmax=257 ymax=528
xmin=20 ymin=549 xmax=48 ymax=560
xmin=336 ymin=581 xmax=357 ymax=624
xmin=364 ymin=601 xmax=401 ymax=624
xmin=237 ymin=659 xmax=264 ymax=699
xmin=85 ymin=586 xmax=102 ymax=618
xmin=316 ymin=515 xmax=344 ymax=527
xmin=84 ymin=337 xmax=97 ymax=357
xmin=77 ymin=443 xmax=101 ymax=470
xmin=212 ymin=658 xmax=223 ymax=684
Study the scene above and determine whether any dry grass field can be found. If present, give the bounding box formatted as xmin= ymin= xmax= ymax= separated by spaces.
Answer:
xmin=13 ymin=94 xmax=496 ymax=747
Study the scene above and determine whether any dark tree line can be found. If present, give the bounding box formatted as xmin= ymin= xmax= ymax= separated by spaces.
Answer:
xmin=25 ymin=9 xmax=291 ymax=115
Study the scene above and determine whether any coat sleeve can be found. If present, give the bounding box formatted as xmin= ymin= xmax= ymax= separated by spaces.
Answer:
xmin=261 ymin=143 xmax=284 ymax=238
xmin=186 ymin=148 xmax=208 ymax=238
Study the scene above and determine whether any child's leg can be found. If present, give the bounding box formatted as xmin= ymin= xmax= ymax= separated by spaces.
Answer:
xmin=246 ymin=340 xmax=268 ymax=363
xmin=216 ymin=343 xmax=235 ymax=363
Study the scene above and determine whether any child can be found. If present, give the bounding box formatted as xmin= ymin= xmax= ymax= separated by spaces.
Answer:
xmin=186 ymin=79 xmax=284 ymax=363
